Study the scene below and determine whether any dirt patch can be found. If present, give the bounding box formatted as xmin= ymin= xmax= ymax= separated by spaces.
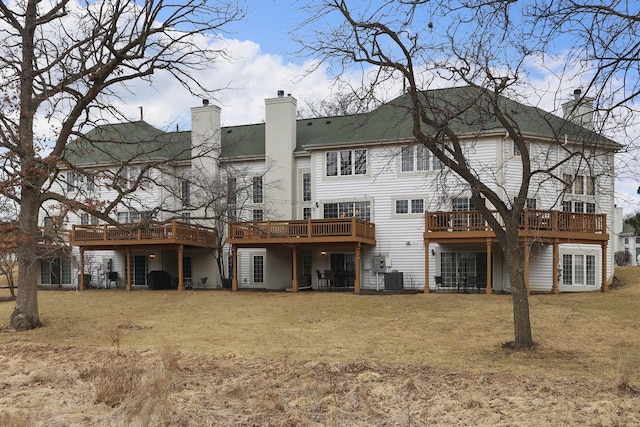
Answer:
xmin=0 ymin=343 xmax=639 ymax=426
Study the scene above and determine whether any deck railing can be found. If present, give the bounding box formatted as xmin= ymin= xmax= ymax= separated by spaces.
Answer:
xmin=71 ymin=221 xmax=217 ymax=245
xmin=1 ymin=225 xmax=69 ymax=248
xmin=426 ymin=209 xmax=606 ymax=234
xmin=229 ymin=218 xmax=376 ymax=241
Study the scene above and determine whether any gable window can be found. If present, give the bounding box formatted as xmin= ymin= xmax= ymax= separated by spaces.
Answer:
xmin=302 ymin=173 xmax=311 ymax=202
xmin=395 ymin=198 xmax=425 ymax=215
xmin=324 ymin=201 xmax=370 ymax=221
xmin=401 ymin=145 xmax=442 ymax=172
xmin=326 ymin=149 xmax=367 ymax=177
xmin=252 ymin=176 xmax=263 ymax=204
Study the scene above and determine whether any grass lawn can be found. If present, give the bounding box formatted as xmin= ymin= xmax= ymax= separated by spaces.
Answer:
xmin=1 ymin=267 xmax=639 ymax=425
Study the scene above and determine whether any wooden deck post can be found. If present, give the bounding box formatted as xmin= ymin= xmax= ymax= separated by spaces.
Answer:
xmin=424 ymin=240 xmax=430 ymax=293
xmin=552 ymin=239 xmax=559 ymax=294
xmin=354 ymin=243 xmax=361 ymax=293
xmin=524 ymin=238 xmax=530 ymax=294
xmin=79 ymin=247 xmax=85 ymax=291
xmin=178 ymin=244 xmax=184 ymax=291
xmin=601 ymin=241 xmax=608 ymax=292
xmin=126 ymin=246 xmax=132 ymax=291
xmin=232 ymin=245 xmax=238 ymax=291
xmin=485 ymin=239 xmax=492 ymax=295
xmin=292 ymin=246 xmax=298 ymax=292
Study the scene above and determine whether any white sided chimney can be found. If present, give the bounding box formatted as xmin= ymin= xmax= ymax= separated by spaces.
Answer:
xmin=562 ymin=88 xmax=595 ymax=129
xmin=265 ymin=90 xmax=297 ymax=219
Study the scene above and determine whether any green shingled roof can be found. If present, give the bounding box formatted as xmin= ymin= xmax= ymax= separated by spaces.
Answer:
xmin=65 ymin=121 xmax=191 ymax=166
xmin=66 ymin=85 xmax=618 ymax=165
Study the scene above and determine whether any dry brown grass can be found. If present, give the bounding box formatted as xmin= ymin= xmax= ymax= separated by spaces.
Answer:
xmin=0 ymin=267 xmax=639 ymax=425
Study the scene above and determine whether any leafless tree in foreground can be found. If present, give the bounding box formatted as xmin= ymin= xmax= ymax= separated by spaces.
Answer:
xmin=0 ymin=0 xmax=244 ymax=331
xmin=301 ymin=0 xmax=619 ymax=348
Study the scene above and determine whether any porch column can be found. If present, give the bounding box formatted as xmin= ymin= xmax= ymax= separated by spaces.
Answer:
xmin=292 ymin=246 xmax=298 ymax=292
xmin=424 ymin=240 xmax=430 ymax=293
xmin=126 ymin=246 xmax=132 ymax=291
xmin=79 ymin=247 xmax=85 ymax=291
xmin=552 ymin=239 xmax=559 ymax=294
xmin=485 ymin=239 xmax=492 ymax=295
xmin=232 ymin=245 xmax=238 ymax=291
xmin=178 ymin=244 xmax=184 ymax=291
xmin=601 ymin=241 xmax=608 ymax=292
xmin=354 ymin=243 xmax=361 ymax=293
xmin=524 ymin=238 xmax=530 ymax=293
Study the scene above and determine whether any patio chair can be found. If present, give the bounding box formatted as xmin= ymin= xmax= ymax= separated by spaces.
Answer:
xmin=434 ymin=275 xmax=443 ymax=293
xmin=107 ymin=272 xmax=119 ymax=289
xmin=316 ymin=270 xmax=327 ymax=290
xmin=324 ymin=270 xmax=335 ymax=290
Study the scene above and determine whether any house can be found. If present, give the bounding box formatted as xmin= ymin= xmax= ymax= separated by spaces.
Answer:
xmin=41 ymin=85 xmax=619 ymax=293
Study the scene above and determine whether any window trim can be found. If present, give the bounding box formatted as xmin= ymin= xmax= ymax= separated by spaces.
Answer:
xmin=393 ymin=197 xmax=425 ymax=217
xmin=326 ymin=149 xmax=368 ymax=177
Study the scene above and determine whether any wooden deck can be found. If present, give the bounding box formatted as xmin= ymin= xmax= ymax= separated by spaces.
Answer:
xmin=71 ymin=221 xmax=217 ymax=249
xmin=1 ymin=224 xmax=69 ymax=250
xmin=227 ymin=218 xmax=376 ymax=246
xmin=424 ymin=209 xmax=608 ymax=244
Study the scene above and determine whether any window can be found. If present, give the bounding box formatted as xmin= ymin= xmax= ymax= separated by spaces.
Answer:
xmin=252 ymin=176 xmax=263 ymax=204
xmin=636 ymin=237 xmax=640 ymax=244
xmin=563 ymin=201 xmax=596 ymax=213
xmin=564 ymin=173 xmax=595 ymax=195
xmin=85 ymin=173 xmax=95 ymax=191
xmin=395 ymin=199 xmax=424 ymax=215
xmin=40 ymin=258 xmax=72 ymax=285
xmin=228 ymin=177 xmax=237 ymax=206
xmin=513 ymin=141 xmax=531 ymax=156
xmin=401 ymin=145 xmax=441 ymax=172
xmin=252 ymin=209 xmax=264 ymax=221
xmin=227 ymin=255 xmax=233 ymax=280
xmin=80 ymin=213 xmax=89 ymax=225
xmin=253 ymin=255 xmax=264 ymax=283
xmin=302 ymin=173 xmax=311 ymax=202
xmin=181 ymin=180 xmax=191 ymax=207
xmin=303 ymin=207 xmax=312 ymax=220
xmin=181 ymin=212 xmax=191 ymax=224
xmin=91 ymin=215 xmax=99 ymax=225
xmin=323 ymin=201 xmax=371 ymax=221
xmin=117 ymin=211 xmax=141 ymax=224
xmin=326 ymin=149 xmax=367 ymax=176
xmin=452 ymin=197 xmax=480 ymax=211
xmin=562 ymin=254 xmax=597 ymax=286
xmin=66 ymin=171 xmax=76 ymax=191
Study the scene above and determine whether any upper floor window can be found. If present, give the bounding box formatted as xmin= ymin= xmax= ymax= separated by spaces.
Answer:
xmin=563 ymin=173 xmax=596 ymax=195
xmin=303 ymin=207 xmax=312 ymax=220
xmin=395 ymin=198 xmax=425 ymax=215
xmin=514 ymin=197 xmax=537 ymax=209
xmin=302 ymin=173 xmax=311 ymax=202
xmin=323 ymin=201 xmax=370 ymax=221
xmin=562 ymin=200 xmax=596 ymax=213
xmin=252 ymin=176 xmax=263 ymax=204
xmin=181 ymin=180 xmax=191 ymax=207
xmin=252 ymin=209 xmax=264 ymax=221
xmin=66 ymin=171 xmax=77 ymax=191
xmin=326 ymin=149 xmax=367 ymax=177
xmin=228 ymin=177 xmax=237 ymax=206
xmin=181 ymin=212 xmax=191 ymax=224
xmin=401 ymin=145 xmax=443 ymax=172
xmin=452 ymin=197 xmax=481 ymax=211
xmin=513 ymin=141 xmax=531 ymax=157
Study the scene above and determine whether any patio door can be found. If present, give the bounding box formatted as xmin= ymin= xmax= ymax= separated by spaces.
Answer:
xmin=132 ymin=255 xmax=148 ymax=286
xmin=440 ymin=252 xmax=487 ymax=285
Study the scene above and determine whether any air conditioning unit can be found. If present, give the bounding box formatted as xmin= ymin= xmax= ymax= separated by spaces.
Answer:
xmin=384 ymin=272 xmax=403 ymax=290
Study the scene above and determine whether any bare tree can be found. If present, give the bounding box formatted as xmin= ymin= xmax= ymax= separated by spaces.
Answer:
xmin=301 ymin=1 xmax=619 ymax=348
xmin=0 ymin=0 xmax=244 ymax=331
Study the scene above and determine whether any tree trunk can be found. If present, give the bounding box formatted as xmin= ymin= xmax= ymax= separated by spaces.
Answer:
xmin=503 ymin=230 xmax=534 ymax=348
xmin=10 ymin=187 xmax=42 ymax=330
